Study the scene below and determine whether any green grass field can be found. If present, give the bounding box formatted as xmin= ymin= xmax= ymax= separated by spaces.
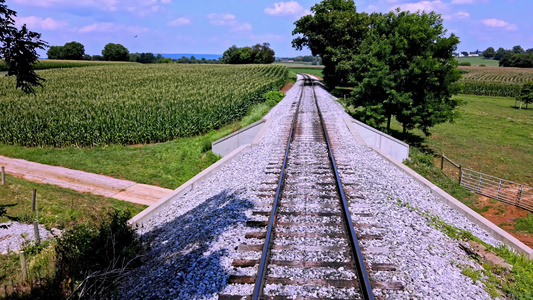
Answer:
xmin=391 ymin=94 xmax=532 ymax=185
xmin=457 ymin=56 xmax=500 ymax=67
xmin=0 ymin=175 xmax=146 ymax=229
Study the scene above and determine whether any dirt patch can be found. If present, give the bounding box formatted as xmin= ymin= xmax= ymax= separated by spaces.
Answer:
xmin=281 ymin=82 xmax=294 ymax=93
xmin=473 ymin=195 xmax=533 ymax=248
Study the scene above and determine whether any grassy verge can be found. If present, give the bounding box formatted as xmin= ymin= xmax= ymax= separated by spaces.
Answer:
xmin=0 ymin=175 xmax=146 ymax=229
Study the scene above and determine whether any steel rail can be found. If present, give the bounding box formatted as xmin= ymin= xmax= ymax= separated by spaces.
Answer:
xmin=310 ymin=77 xmax=375 ymax=300
xmin=252 ymin=74 xmax=305 ymax=300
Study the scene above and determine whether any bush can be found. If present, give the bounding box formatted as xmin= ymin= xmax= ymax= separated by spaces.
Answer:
xmin=54 ymin=209 xmax=142 ymax=298
xmin=459 ymin=62 xmax=472 ymax=66
xmin=479 ymin=64 xmax=486 ymax=67
xmin=264 ymin=91 xmax=285 ymax=106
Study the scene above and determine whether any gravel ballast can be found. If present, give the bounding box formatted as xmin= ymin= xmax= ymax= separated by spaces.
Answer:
xmin=120 ymin=75 xmax=503 ymax=299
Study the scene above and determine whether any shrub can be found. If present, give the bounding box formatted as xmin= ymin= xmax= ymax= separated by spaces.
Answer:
xmin=54 ymin=209 xmax=142 ymax=298
xmin=459 ymin=61 xmax=472 ymax=66
xmin=264 ymin=91 xmax=285 ymax=106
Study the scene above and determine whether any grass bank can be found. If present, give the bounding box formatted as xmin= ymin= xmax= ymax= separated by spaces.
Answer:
xmin=456 ymin=56 xmax=500 ymax=67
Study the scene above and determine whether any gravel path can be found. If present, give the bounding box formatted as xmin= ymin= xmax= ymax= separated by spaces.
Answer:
xmin=0 ymin=222 xmax=52 ymax=254
xmin=119 ymin=75 xmax=500 ymax=299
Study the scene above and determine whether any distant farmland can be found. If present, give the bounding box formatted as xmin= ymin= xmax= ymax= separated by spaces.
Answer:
xmin=0 ymin=64 xmax=287 ymax=147
xmin=459 ymin=66 xmax=533 ymax=97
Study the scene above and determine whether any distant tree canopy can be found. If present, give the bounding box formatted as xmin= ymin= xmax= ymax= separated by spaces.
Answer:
xmin=221 ymin=43 xmax=275 ymax=64
xmin=293 ymin=0 xmax=461 ymax=136
xmin=102 ymin=43 xmax=129 ymax=61
xmin=47 ymin=41 xmax=85 ymax=60
xmin=482 ymin=47 xmax=495 ymax=59
xmin=499 ymin=53 xmax=533 ymax=68
xmin=0 ymin=0 xmax=48 ymax=94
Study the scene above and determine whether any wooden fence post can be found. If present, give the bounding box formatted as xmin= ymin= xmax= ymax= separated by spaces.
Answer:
xmin=20 ymin=251 xmax=27 ymax=281
xmin=31 ymin=189 xmax=40 ymax=246
xmin=1 ymin=166 xmax=4 ymax=186
xmin=441 ymin=154 xmax=444 ymax=170
xmin=459 ymin=166 xmax=463 ymax=185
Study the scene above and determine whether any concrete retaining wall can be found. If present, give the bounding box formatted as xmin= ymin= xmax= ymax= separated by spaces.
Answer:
xmin=351 ymin=119 xmax=409 ymax=163
xmin=212 ymin=119 xmax=266 ymax=157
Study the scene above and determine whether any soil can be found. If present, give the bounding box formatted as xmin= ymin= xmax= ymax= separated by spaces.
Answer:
xmin=472 ymin=194 xmax=533 ymax=248
xmin=281 ymin=82 xmax=294 ymax=93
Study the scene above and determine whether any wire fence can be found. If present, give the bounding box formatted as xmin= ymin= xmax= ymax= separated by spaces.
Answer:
xmin=440 ymin=154 xmax=533 ymax=212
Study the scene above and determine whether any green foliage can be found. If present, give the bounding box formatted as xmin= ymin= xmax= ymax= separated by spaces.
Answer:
xmin=292 ymin=0 xmax=374 ymax=88
xmin=54 ymin=41 xmax=85 ymax=60
xmin=459 ymin=61 xmax=472 ymax=66
xmin=102 ymin=43 xmax=129 ymax=61
xmin=0 ymin=64 xmax=288 ymax=147
xmin=517 ymin=80 xmax=533 ymax=107
xmin=0 ymin=0 xmax=48 ymax=94
xmin=55 ymin=209 xmax=142 ymax=297
xmin=483 ymin=47 xmax=495 ymax=59
xmin=350 ymin=9 xmax=462 ymax=136
xmin=221 ymin=43 xmax=275 ymax=64
xmin=500 ymin=53 xmax=533 ymax=68
xmin=264 ymin=91 xmax=285 ymax=106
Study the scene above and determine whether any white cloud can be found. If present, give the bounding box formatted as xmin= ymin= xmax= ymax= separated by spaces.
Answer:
xmin=14 ymin=0 xmax=118 ymax=11
xmin=79 ymin=22 xmax=149 ymax=34
xmin=207 ymin=13 xmax=238 ymax=26
xmin=394 ymin=0 xmax=448 ymax=13
xmin=451 ymin=0 xmax=475 ymax=4
xmin=206 ymin=13 xmax=252 ymax=32
xmin=230 ymin=22 xmax=252 ymax=32
xmin=264 ymin=1 xmax=310 ymax=17
xmin=482 ymin=18 xmax=517 ymax=31
xmin=455 ymin=11 xmax=470 ymax=19
xmin=168 ymin=18 xmax=190 ymax=27
xmin=15 ymin=16 xmax=68 ymax=31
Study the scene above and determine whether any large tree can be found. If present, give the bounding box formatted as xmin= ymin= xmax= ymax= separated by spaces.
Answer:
xmin=0 ymin=0 xmax=48 ymax=93
xmin=350 ymin=9 xmax=461 ymax=135
xmin=293 ymin=1 xmax=462 ymax=136
xmin=292 ymin=0 xmax=375 ymax=88
xmin=61 ymin=41 xmax=85 ymax=60
xmin=482 ymin=47 xmax=495 ymax=59
xmin=221 ymin=43 xmax=275 ymax=64
xmin=102 ymin=43 xmax=129 ymax=61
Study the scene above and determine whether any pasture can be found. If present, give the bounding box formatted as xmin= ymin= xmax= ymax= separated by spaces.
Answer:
xmin=0 ymin=64 xmax=287 ymax=147
xmin=456 ymin=56 xmax=499 ymax=67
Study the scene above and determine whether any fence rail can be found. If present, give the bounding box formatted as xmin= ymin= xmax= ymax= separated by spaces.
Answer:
xmin=440 ymin=154 xmax=533 ymax=212
xmin=460 ymin=169 xmax=533 ymax=212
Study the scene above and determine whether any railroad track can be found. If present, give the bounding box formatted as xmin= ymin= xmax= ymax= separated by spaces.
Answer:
xmin=220 ymin=75 xmax=403 ymax=300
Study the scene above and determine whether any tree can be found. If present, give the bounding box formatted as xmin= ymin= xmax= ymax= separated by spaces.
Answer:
xmin=61 ymin=41 xmax=85 ymax=60
xmin=102 ymin=43 xmax=129 ymax=61
xmin=513 ymin=45 xmax=525 ymax=54
xmin=499 ymin=53 xmax=533 ymax=68
xmin=527 ymin=48 xmax=533 ymax=54
xmin=350 ymin=9 xmax=461 ymax=135
xmin=292 ymin=0 xmax=375 ymax=88
xmin=516 ymin=81 xmax=533 ymax=109
xmin=47 ymin=45 xmax=62 ymax=59
xmin=461 ymin=51 xmax=469 ymax=56
xmin=482 ymin=47 xmax=495 ymax=59
xmin=293 ymin=0 xmax=461 ymax=136
xmin=494 ymin=47 xmax=512 ymax=60
xmin=0 ymin=0 xmax=48 ymax=93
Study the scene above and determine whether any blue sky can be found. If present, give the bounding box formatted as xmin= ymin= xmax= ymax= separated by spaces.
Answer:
xmin=8 ymin=0 xmax=533 ymax=58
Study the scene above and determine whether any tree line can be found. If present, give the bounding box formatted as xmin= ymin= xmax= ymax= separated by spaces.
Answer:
xmin=482 ymin=45 xmax=533 ymax=68
xmin=293 ymin=0 xmax=462 ymax=136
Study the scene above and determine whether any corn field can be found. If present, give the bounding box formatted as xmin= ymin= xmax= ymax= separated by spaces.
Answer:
xmin=459 ymin=66 xmax=533 ymax=97
xmin=0 ymin=59 xmax=134 ymax=71
xmin=0 ymin=64 xmax=288 ymax=147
